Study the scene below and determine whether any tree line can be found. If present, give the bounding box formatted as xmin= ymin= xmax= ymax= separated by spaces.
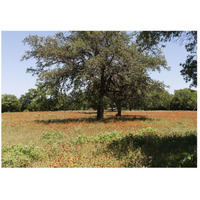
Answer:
xmin=2 ymin=88 xmax=197 ymax=113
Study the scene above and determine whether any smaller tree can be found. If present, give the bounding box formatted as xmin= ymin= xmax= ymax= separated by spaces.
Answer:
xmin=170 ymin=89 xmax=197 ymax=110
xmin=2 ymin=94 xmax=21 ymax=112
xmin=143 ymin=83 xmax=173 ymax=110
xmin=19 ymin=88 xmax=38 ymax=111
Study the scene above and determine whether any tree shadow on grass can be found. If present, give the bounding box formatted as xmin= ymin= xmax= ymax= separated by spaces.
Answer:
xmin=35 ymin=115 xmax=153 ymax=124
xmin=77 ymin=111 xmax=97 ymax=115
xmin=107 ymin=115 xmax=154 ymax=121
xmin=105 ymin=133 xmax=197 ymax=167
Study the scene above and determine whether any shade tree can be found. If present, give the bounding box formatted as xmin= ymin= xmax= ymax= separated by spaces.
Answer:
xmin=170 ymin=88 xmax=197 ymax=110
xmin=2 ymin=94 xmax=21 ymax=112
xmin=22 ymin=31 xmax=168 ymax=119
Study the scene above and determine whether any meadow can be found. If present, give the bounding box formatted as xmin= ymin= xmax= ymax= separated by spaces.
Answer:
xmin=1 ymin=110 xmax=197 ymax=168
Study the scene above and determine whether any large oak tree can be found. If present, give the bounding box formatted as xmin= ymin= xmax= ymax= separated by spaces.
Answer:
xmin=22 ymin=31 xmax=168 ymax=119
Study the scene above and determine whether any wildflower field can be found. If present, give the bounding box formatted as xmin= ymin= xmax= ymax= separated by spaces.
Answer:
xmin=1 ymin=110 xmax=197 ymax=168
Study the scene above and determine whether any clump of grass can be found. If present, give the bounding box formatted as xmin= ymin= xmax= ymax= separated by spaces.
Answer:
xmin=2 ymin=144 xmax=43 ymax=168
xmin=92 ymin=131 xmax=123 ymax=143
xmin=71 ymin=131 xmax=123 ymax=144
xmin=42 ymin=131 xmax=64 ymax=144
xmin=42 ymin=131 xmax=63 ymax=139
xmin=137 ymin=127 xmax=157 ymax=134
xmin=72 ymin=134 xmax=90 ymax=144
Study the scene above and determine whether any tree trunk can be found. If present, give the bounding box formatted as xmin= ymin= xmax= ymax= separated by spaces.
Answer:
xmin=97 ymin=68 xmax=105 ymax=120
xmin=117 ymin=105 xmax=121 ymax=116
xmin=97 ymin=93 xmax=104 ymax=120
xmin=97 ymin=105 xmax=104 ymax=120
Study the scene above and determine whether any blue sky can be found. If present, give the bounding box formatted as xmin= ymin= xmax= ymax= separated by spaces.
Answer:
xmin=1 ymin=31 xmax=195 ymax=98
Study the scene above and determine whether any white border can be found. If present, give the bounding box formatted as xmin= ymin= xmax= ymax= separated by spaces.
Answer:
xmin=0 ymin=0 xmax=199 ymax=200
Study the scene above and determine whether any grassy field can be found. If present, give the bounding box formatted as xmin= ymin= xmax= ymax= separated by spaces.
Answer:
xmin=1 ymin=110 xmax=197 ymax=168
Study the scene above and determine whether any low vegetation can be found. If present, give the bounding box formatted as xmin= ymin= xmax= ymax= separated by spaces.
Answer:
xmin=2 ymin=144 xmax=43 ymax=168
xmin=1 ymin=111 xmax=197 ymax=168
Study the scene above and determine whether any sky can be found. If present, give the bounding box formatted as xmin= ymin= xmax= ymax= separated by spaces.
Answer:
xmin=1 ymin=31 xmax=195 ymax=98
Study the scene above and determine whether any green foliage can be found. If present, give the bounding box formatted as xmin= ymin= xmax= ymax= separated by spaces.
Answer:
xmin=180 ymin=31 xmax=197 ymax=87
xmin=6 ymin=86 xmax=196 ymax=112
xmin=70 ymin=127 xmax=197 ymax=167
xmin=2 ymin=94 xmax=21 ymax=112
xmin=42 ymin=131 xmax=63 ymax=140
xmin=19 ymin=88 xmax=38 ymax=111
xmin=2 ymin=144 xmax=43 ymax=168
xmin=143 ymin=83 xmax=173 ymax=110
xmin=22 ymin=31 xmax=168 ymax=119
xmin=20 ymin=84 xmax=69 ymax=111
xmin=72 ymin=131 xmax=123 ymax=144
xmin=180 ymin=56 xmax=197 ymax=87
xmin=106 ymin=128 xmax=197 ymax=167
xmin=72 ymin=134 xmax=91 ymax=144
xmin=136 ymin=31 xmax=197 ymax=87
xmin=92 ymin=131 xmax=123 ymax=143
xmin=67 ymin=90 xmax=89 ymax=110
xmin=42 ymin=131 xmax=64 ymax=144
xmin=170 ymin=88 xmax=197 ymax=110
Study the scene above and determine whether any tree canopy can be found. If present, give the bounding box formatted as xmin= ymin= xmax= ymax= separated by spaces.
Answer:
xmin=22 ymin=31 xmax=168 ymax=119
xmin=170 ymin=88 xmax=197 ymax=110
xmin=136 ymin=31 xmax=197 ymax=87
xmin=2 ymin=94 xmax=21 ymax=112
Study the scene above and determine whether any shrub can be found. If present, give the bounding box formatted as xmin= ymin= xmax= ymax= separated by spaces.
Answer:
xmin=2 ymin=144 xmax=43 ymax=168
